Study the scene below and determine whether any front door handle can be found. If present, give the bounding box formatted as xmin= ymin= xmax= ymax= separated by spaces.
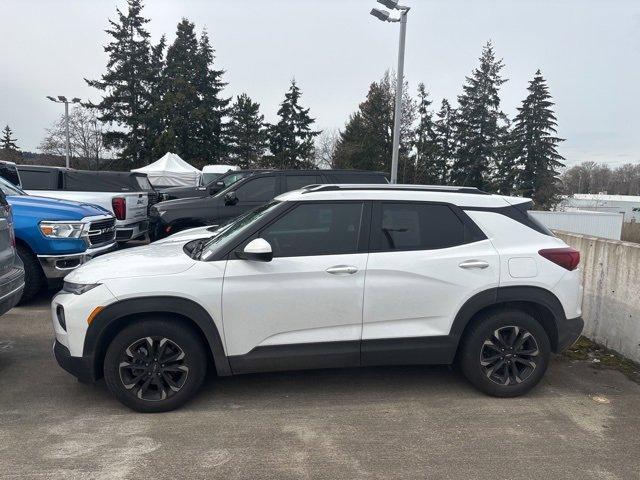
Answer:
xmin=459 ymin=259 xmax=490 ymax=270
xmin=326 ymin=265 xmax=359 ymax=275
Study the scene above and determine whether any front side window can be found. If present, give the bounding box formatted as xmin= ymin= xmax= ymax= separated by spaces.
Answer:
xmin=201 ymin=201 xmax=281 ymax=260
xmin=261 ymin=202 xmax=364 ymax=257
xmin=235 ymin=176 xmax=277 ymax=202
xmin=373 ymin=202 xmax=466 ymax=251
xmin=18 ymin=169 xmax=58 ymax=190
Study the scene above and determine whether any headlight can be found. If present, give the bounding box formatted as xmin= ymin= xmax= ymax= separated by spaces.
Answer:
xmin=39 ymin=221 xmax=86 ymax=239
xmin=62 ymin=282 xmax=101 ymax=295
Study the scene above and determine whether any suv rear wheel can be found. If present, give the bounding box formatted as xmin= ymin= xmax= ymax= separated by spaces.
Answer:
xmin=103 ymin=318 xmax=207 ymax=412
xmin=459 ymin=309 xmax=550 ymax=397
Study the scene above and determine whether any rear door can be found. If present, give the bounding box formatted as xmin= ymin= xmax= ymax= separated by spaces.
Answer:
xmin=361 ymin=201 xmax=499 ymax=365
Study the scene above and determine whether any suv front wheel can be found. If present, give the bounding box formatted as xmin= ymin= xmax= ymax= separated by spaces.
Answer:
xmin=459 ymin=309 xmax=551 ymax=397
xmin=103 ymin=317 xmax=207 ymax=412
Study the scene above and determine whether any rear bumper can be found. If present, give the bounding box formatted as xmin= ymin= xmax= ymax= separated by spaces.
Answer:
xmin=0 ymin=267 xmax=25 ymax=315
xmin=53 ymin=340 xmax=95 ymax=382
xmin=37 ymin=242 xmax=117 ymax=280
xmin=557 ymin=316 xmax=584 ymax=352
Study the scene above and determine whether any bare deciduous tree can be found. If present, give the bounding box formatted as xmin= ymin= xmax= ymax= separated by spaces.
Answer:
xmin=39 ymin=106 xmax=111 ymax=169
xmin=314 ymin=129 xmax=340 ymax=169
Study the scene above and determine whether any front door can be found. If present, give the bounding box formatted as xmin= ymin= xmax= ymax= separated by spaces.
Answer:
xmin=222 ymin=201 xmax=369 ymax=373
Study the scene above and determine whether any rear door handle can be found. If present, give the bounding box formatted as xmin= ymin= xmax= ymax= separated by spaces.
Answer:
xmin=326 ymin=265 xmax=359 ymax=275
xmin=459 ymin=259 xmax=490 ymax=270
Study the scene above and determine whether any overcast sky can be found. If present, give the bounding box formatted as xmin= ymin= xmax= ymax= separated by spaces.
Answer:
xmin=1 ymin=0 xmax=639 ymax=166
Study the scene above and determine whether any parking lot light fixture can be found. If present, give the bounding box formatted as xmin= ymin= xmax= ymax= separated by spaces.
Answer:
xmin=370 ymin=2 xmax=411 ymax=184
xmin=46 ymin=95 xmax=82 ymax=168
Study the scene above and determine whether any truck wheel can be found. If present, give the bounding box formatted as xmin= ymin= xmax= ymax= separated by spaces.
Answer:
xmin=459 ymin=309 xmax=551 ymax=397
xmin=16 ymin=244 xmax=44 ymax=304
xmin=103 ymin=317 xmax=208 ymax=413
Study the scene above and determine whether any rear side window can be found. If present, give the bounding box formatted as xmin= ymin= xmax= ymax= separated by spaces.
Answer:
xmin=373 ymin=202 xmax=467 ymax=251
xmin=261 ymin=202 xmax=364 ymax=257
xmin=18 ymin=169 xmax=59 ymax=190
xmin=284 ymin=175 xmax=321 ymax=192
xmin=235 ymin=176 xmax=277 ymax=202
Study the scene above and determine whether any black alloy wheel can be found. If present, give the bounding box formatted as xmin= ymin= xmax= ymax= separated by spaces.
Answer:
xmin=480 ymin=326 xmax=540 ymax=386
xmin=459 ymin=309 xmax=550 ymax=397
xmin=119 ymin=336 xmax=189 ymax=401
xmin=104 ymin=318 xmax=207 ymax=412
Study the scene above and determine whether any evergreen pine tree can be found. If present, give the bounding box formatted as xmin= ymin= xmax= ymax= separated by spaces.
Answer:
xmin=1 ymin=125 xmax=19 ymax=150
xmin=195 ymin=29 xmax=230 ymax=164
xmin=412 ymin=84 xmax=440 ymax=184
xmin=432 ymin=99 xmax=456 ymax=184
xmin=86 ymin=0 xmax=153 ymax=167
xmin=154 ymin=21 xmax=229 ymax=167
xmin=512 ymin=70 xmax=565 ymax=208
xmin=145 ymin=35 xmax=167 ymax=160
xmin=227 ymin=93 xmax=268 ymax=169
xmin=450 ymin=41 xmax=508 ymax=189
xmin=332 ymin=71 xmax=414 ymax=177
xmin=268 ymin=80 xmax=321 ymax=169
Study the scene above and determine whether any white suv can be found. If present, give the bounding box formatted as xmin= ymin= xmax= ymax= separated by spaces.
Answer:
xmin=51 ymin=185 xmax=584 ymax=412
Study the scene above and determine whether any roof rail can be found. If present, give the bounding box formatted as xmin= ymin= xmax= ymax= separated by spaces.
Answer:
xmin=301 ymin=184 xmax=489 ymax=195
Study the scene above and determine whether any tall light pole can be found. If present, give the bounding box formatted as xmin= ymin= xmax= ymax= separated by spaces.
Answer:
xmin=370 ymin=0 xmax=410 ymax=184
xmin=46 ymin=95 xmax=81 ymax=168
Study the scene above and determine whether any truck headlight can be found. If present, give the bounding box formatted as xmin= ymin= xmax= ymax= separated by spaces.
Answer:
xmin=39 ymin=222 xmax=86 ymax=239
xmin=62 ymin=282 xmax=100 ymax=295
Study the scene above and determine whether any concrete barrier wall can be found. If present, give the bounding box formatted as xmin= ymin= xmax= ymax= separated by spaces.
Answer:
xmin=556 ymin=231 xmax=640 ymax=363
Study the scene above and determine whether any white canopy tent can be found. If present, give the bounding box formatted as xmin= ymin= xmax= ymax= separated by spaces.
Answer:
xmin=132 ymin=152 xmax=202 ymax=187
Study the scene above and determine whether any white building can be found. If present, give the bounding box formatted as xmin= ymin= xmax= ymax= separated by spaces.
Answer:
xmin=560 ymin=194 xmax=640 ymax=223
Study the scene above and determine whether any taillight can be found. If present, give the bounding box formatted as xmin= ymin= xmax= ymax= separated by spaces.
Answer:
xmin=112 ymin=197 xmax=126 ymax=220
xmin=538 ymin=247 xmax=580 ymax=271
xmin=5 ymin=204 xmax=15 ymax=249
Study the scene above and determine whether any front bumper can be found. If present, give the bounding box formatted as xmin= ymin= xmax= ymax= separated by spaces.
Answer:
xmin=38 ymin=242 xmax=117 ymax=280
xmin=557 ymin=316 xmax=584 ymax=352
xmin=53 ymin=340 xmax=95 ymax=382
xmin=115 ymin=221 xmax=149 ymax=242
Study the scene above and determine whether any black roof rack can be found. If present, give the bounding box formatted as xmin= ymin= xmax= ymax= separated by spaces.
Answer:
xmin=301 ymin=184 xmax=489 ymax=195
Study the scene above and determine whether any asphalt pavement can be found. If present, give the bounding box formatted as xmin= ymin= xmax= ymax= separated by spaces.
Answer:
xmin=1 ymin=292 xmax=639 ymax=480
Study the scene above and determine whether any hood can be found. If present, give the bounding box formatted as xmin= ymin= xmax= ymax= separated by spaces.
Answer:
xmin=154 ymin=225 xmax=220 ymax=244
xmin=65 ymin=240 xmax=196 ymax=284
xmin=7 ymin=195 xmax=111 ymax=220
xmin=153 ymin=194 xmax=214 ymax=210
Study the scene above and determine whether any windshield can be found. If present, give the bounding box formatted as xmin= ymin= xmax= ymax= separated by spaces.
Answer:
xmin=0 ymin=176 xmax=26 ymax=196
xmin=200 ymin=200 xmax=281 ymax=260
xmin=202 ymin=172 xmax=222 ymax=185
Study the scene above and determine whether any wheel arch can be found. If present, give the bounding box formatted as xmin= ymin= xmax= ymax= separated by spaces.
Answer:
xmin=85 ymin=296 xmax=231 ymax=380
xmin=451 ymin=286 xmax=565 ymax=353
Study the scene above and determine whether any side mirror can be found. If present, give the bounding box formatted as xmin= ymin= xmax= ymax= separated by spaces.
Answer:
xmin=209 ymin=181 xmax=225 ymax=195
xmin=224 ymin=191 xmax=238 ymax=205
xmin=240 ymin=238 xmax=273 ymax=262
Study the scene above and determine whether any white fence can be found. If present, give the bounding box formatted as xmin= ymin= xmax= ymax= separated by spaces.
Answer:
xmin=531 ymin=210 xmax=623 ymax=240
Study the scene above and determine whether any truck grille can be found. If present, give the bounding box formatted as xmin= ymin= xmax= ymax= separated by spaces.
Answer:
xmin=87 ymin=218 xmax=116 ymax=246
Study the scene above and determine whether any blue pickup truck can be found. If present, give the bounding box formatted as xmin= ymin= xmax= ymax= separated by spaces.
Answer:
xmin=0 ymin=177 xmax=116 ymax=302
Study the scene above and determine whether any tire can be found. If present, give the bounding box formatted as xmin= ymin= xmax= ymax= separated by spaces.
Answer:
xmin=459 ymin=308 xmax=551 ymax=397
xmin=103 ymin=317 xmax=208 ymax=413
xmin=16 ymin=244 xmax=45 ymax=304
